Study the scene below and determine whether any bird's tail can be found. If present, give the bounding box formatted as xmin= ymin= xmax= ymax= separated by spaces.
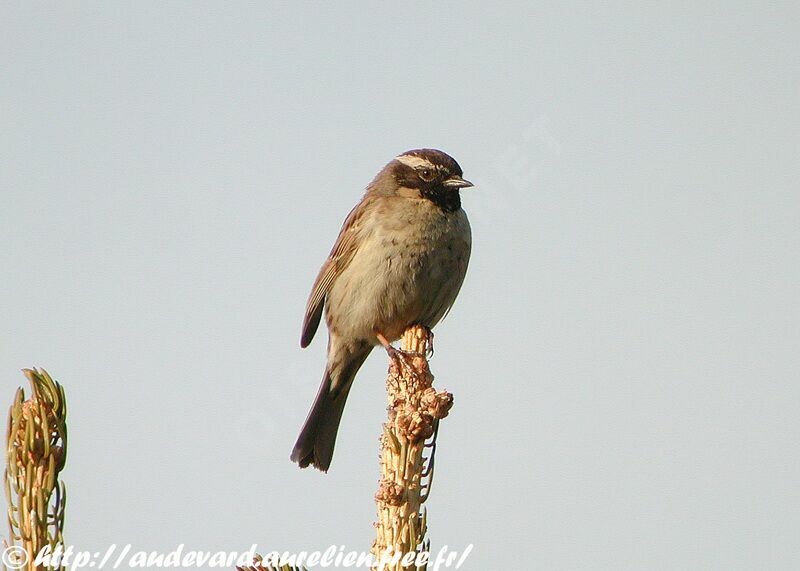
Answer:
xmin=290 ymin=350 xmax=369 ymax=472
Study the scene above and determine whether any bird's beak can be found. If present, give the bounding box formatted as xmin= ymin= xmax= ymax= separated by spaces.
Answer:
xmin=443 ymin=176 xmax=474 ymax=189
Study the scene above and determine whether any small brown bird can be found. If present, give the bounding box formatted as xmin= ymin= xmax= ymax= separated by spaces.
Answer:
xmin=291 ymin=149 xmax=473 ymax=471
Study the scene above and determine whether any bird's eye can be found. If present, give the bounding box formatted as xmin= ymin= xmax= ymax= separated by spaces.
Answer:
xmin=419 ymin=169 xmax=434 ymax=182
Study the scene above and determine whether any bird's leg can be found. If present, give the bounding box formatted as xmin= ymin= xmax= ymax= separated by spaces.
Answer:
xmin=374 ymin=330 xmax=417 ymax=374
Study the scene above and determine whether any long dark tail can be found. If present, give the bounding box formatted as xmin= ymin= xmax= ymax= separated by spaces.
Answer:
xmin=290 ymin=350 xmax=369 ymax=472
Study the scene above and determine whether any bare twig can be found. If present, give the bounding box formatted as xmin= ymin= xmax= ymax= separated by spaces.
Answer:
xmin=371 ymin=326 xmax=453 ymax=570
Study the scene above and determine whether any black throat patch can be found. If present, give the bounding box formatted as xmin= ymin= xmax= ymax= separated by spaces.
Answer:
xmin=421 ymin=185 xmax=461 ymax=213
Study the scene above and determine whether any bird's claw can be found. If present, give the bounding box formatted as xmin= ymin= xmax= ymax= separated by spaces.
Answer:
xmin=385 ymin=345 xmax=422 ymax=376
xmin=420 ymin=325 xmax=435 ymax=358
xmin=375 ymin=329 xmax=428 ymax=379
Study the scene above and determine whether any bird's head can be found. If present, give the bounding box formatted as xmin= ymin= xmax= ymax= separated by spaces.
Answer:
xmin=368 ymin=149 xmax=473 ymax=211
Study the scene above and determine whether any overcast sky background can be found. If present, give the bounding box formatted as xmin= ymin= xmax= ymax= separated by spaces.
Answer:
xmin=2 ymin=2 xmax=799 ymax=570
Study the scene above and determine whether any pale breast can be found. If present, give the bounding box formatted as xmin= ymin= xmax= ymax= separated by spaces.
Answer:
xmin=326 ymin=196 xmax=471 ymax=343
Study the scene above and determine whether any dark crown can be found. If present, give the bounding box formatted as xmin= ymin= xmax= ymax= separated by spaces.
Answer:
xmin=397 ymin=149 xmax=463 ymax=176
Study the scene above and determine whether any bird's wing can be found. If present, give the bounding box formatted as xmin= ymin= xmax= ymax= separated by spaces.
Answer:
xmin=300 ymin=198 xmax=371 ymax=348
xmin=439 ymin=213 xmax=473 ymax=323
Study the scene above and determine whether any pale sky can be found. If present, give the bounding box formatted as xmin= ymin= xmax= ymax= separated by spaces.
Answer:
xmin=2 ymin=2 xmax=799 ymax=570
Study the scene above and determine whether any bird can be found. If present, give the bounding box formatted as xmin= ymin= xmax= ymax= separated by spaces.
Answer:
xmin=291 ymin=148 xmax=473 ymax=472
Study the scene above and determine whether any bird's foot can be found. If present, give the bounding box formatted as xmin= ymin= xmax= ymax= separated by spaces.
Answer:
xmin=387 ymin=345 xmax=421 ymax=375
xmin=375 ymin=331 xmax=423 ymax=377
